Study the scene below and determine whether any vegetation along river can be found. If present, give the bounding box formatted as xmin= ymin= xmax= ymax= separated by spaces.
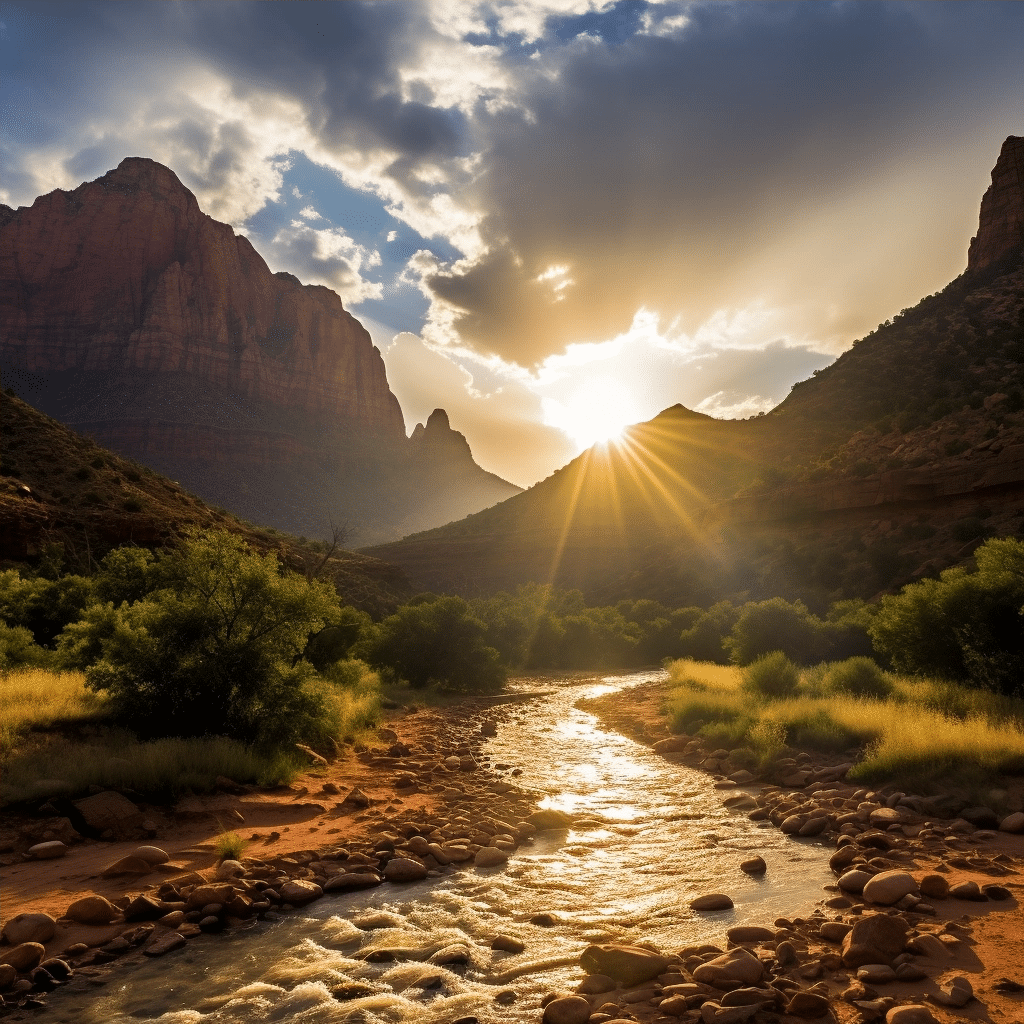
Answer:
xmin=47 ymin=671 xmax=833 ymax=1023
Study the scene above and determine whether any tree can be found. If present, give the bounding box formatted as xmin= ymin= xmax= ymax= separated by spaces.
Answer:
xmin=725 ymin=598 xmax=826 ymax=666
xmin=57 ymin=530 xmax=342 ymax=745
xmin=360 ymin=595 xmax=505 ymax=692
xmin=869 ymin=537 xmax=1024 ymax=693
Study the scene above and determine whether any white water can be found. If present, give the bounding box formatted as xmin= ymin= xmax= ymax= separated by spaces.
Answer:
xmin=48 ymin=672 xmax=833 ymax=1023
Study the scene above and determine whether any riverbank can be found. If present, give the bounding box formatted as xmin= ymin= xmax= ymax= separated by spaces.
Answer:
xmin=579 ymin=678 xmax=1024 ymax=1024
xmin=0 ymin=690 xmax=552 ymax=1014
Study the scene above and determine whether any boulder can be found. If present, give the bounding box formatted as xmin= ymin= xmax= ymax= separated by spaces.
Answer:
xmin=960 ymin=806 xmax=999 ymax=830
xmin=727 ymin=926 xmax=775 ymax=944
xmin=690 ymin=893 xmax=734 ymax=911
xmin=862 ymin=871 xmax=919 ymax=906
xmin=0 ymin=943 xmax=45 ymax=972
xmin=837 ymin=869 xmax=873 ymax=894
xmin=699 ymin=1001 xmax=761 ymax=1022
xmin=653 ymin=736 xmax=690 ymax=753
xmin=102 ymin=855 xmax=154 ymax=877
xmin=785 ymin=991 xmax=831 ymax=1017
xmin=0 ymin=965 xmax=17 ymax=990
xmin=144 ymin=931 xmax=187 ymax=957
xmin=580 ymin=943 xmax=672 ymax=986
xmin=324 ymin=872 xmax=381 ymax=892
xmin=384 ymin=857 xmax=428 ymax=882
xmin=475 ymin=847 xmax=509 ymax=868
xmin=279 ymin=880 xmax=322 ymax=905
xmin=66 ymin=894 xmax=119 ymax=925
xmin=693 ymin=948 xmax=765 ymax=987
xmin=186 ymin=884 xmax=236 ymax=909
xmin=529 ymin=808 xmax=573 ymax=830
xmin=919 ymin=874 xmax=949 ymax=899
xmin=215 ymin=859 xmax=246 ymax=880
xmin=542 ymin=995 xmax=591 ymax=1024
xmin=1 ymin=913 xmax=56 ymax=946
xmin=73 ymin=790 xmax=143 ymax=837
xmin=841 ymin=914 xmax=908 ymax=968
xmin=27 ymin=841 xmax=68 ymax=860
xmin=124 ymin=895 xmax=166 ymax=922
xmin=929 ymin=976 xmax=974 ymax=1008
xmin=886 ymin=1006 xmax=938 ymax=1024
xmin=998 ymin=811 xmax=1024 ymax=833
xmin=131 ymin=845 xmax=170 ymax=865
xmin=740 ymin=856 xmax=766 ymax=874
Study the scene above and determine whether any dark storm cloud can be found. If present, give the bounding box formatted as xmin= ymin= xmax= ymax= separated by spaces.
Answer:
xmin=427 ymin=1 xmax=1024 ymax=363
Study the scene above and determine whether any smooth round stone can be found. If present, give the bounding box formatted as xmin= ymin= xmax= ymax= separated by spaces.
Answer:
xmin=28 ymin=841 xmax=68 ymax=860
xmin=857 ymin=964 xmax=897 ymax=984
xmin=1 ymin=913 xmax=56 ymax=946
xmin=690 ymin=893 xmax=734 ymax=911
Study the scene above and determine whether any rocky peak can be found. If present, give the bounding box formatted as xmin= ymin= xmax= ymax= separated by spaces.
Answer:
xmin=967 ymin=135 xmax=1024 ymax=274
xmin=410 ymin=408 xmax=473 ymax=460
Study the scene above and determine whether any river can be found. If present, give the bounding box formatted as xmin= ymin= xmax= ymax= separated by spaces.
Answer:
xmin=45 ymin=671 xmax=833 ymax=1023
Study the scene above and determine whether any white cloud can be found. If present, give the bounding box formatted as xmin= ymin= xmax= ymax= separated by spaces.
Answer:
xmin=298 ymin=205 xmax=322 ymax=221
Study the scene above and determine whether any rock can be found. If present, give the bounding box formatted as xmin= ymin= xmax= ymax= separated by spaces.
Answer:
xmin=886 ymin=1007 xmax=937 ymax=1024
xmin=895 ymin=963 xmax=928 ymax=982
xmin=740 ymin=856 xmax=766 ymax=874
xmin=654 ymin=736 xmax=690 ymax=753
xmin=279 ymin=880 xmax=322 ymax=905
xmin=968 ymin=136 xmax=1024 ymax=273
xmin=72 ymin=791 xmax=143 ymax=838
xmin=982 ymin=883 xmax=1012 ymax=901
xmin=186 ymin=884 xmax=236 ymax=910
xmin=841 ymin=914 xmax=908 ymax=968
xmin=818 ymin=922 xmax=851 ymax=943
xmin=727 ymin=926 xmax=775 ymax=944
xmin=918 ymin=874 xmax=949 ymax=899
xmin=144 ymin=931 xmax=187 ymax=957
xmin=700 ymin=1001 xmax=761 ymax=1022
xmin=799 ymin=816 xmax=830 ymax=836
xmin=830 ymin=845 xmax=860 ymax=872
xmin=869 ymin=807 xmax=905 ymax=827
xmin=216 ymin=859 xmax=246 ymax=880
xmin=960 ymin=806 xmax=1000 ymax=830
xmin=577 ymin=973 xmax=616 ymax=994
xmin=693 ymin=948 xmax=765 ymax=987
xmin=542 ymin=995 xmax=591 ymax=1024
xmin=949 ymin=880 xmax=986 ymax=901
xmin=0 ymin=943 xmax=45 ymax=972
xmin=324 ymin=872 xmax=381 ymax=892
xmin=27 ymin=841 xmax=67 ymax=860
xmin=123 ymin=895 xmax=166 ymax=922
xmin=862 ymin=870 xmax=919 ymax=906
xmin=491 ymin=935 xmax=525 ymax=954
xmin=66 ymin=894 xmax=119 ymax=925
xmin=580 ymin=943 xmax=672 ymax=986
xmin=344 ymin=787 xmax=371 ymax=808
xmin=474 ymin=847 xmax=509 ymax=868
xmin=930 ymin=976 xmax=973 ymax=1008
xmin=785 ymin=991 xmax=832 ymax=1017
xmin=102 ymin=855 xmax=153 ymax=877
xmin=905 ymin=933 xmax=952 ymax=959
xmin=131 ymin=845 xmax=170 ymax=865
xmin=837 ymin=869 xmax=873 ymax=894
xmin=384 ymin=857 xmax=428 ymax=882
xmin=857 ymin=964 xmax=897 ymax=984
xmin=0 ymin=965 xmax=16 ymax=990
xmin=529 ymin=809 xmax=573 ymax=830
xmin=999 ymin=811 xmax=1024 ymax=833
xmin=690 ymin=893 xmax=733 ymax=911
xmin=729 ymin=770 xmax=755 ymax=784
xmin=1 ymin=913 xmax=56 ymax=946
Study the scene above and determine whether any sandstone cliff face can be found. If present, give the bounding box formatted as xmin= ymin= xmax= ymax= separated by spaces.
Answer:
xmin=968 ymin=135 xmax=1024 ymax=274
xmin=0 ymin=157 xmax=405 ymax=437
xmin=0 ymin=158 xmax=521 ymax=544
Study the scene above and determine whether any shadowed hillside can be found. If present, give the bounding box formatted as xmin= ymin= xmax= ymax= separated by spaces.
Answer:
xmin=0 ymin=392 xmax=412 ymax=616
xmin=364 ymin=136 xmax=1024 ymax=606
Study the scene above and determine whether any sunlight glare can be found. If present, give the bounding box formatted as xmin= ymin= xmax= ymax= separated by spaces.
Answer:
xmin=542 ymin=379 xmax=640 ymax=450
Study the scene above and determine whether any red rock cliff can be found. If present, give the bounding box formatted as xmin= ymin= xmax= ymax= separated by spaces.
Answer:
xmin=968 ymin=135 xmax=1024 ymax=274
xmin=0 ymin=157 xmax=405 ymax=437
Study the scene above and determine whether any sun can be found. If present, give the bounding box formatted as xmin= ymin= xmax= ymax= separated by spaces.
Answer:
xmin=543 ymin=379 xmax=640 ymax=450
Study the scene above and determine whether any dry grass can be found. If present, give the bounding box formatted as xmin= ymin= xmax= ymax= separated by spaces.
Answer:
xmin=666 ymin=658 xmax=1024 ymax=786
xmin=0 ymin=668 xmax=108 ymax=756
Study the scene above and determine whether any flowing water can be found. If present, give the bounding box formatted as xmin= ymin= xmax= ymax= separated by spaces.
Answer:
xmin=47 ymin=671 xmax=833 ymax=1023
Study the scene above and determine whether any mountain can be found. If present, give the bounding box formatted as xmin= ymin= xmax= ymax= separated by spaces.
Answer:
xmin=364 ymin=136 xmax=1024 ymax=606
xmin=0 ymin=392 xmax=412 ymax=616
xmin=0 ymin=158 xmax=520 ymax=545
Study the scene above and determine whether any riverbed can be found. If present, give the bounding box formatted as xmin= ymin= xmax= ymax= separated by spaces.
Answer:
xmin=42 ymin=671 xmax=834 ymax=1023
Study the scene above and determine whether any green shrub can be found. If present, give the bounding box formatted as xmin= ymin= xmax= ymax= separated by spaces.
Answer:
xmin=360 ymin=595 xmax=505 ymax=693
xmin=785 ymin=709 xmax=861 ymax=752
xmin=822 ymin=657 xmax=893 ymax=699
xmin=215 ymin=831 xmax=247 ymax=861
xmin=700 ymin=719 xmax=750 ymax=749
xmin=725 ymin=598 xmax=826 ymax=666
xmin=58 ymin=530 xmax=342 ymax=747
xmin=741 ymin=652 xmax=800 ymax=699
xmin=0 ymin=624 xmax=50 ymax=672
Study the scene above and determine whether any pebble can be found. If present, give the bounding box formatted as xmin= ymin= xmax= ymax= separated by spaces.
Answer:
xmin=690 ymin=893 xmax=734 ymax=911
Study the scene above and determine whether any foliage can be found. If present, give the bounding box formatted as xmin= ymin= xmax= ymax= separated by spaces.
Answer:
xmin=677 ymin=601 xmax=739 ymax=663
xmin=360 ymin=595 xmax=506 ymax=692
xmin=725 ymin=598 xmax=825 ymax=666
xmin=0 ymin=623 xmax=51 ymax=673
xmin=820 ymin=657 xmax=893 ymax=699
xmin=0 ymin=669 xmax=107 ymax=757
xmin=869 ymin=537 xmax=1024 ymax=693
xmin=0 ymin=569 xmax=94 ymax=646
xmin=741 ymin=651 xmax=800 ymax=699
xmin=215 ymin=831 xmax=247 ymax=861
xmin=58 ymin=529 xmax=343 ymax=745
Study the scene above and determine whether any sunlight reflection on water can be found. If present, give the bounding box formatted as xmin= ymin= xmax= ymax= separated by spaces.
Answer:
xmin=50 ymin=670 xmax=834 ymax=1024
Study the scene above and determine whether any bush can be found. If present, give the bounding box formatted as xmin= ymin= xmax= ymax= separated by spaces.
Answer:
xmin=678 ymin=601 xmax=738 ymax=663
xmin=360 ymin=595 xmax=505 ymax=693
xmin=742 ymin=652 xmax=800 ymax=699
xmin=726 ymin=598 xmax=826 ymax=666
xmin=785 ymin=709 xmax=861 ymax=752
xmin=821 ymin=657 xmax=893 ymax=699
xmin=57 ymin=530 xmax=342 ymax=747
xmin=0 ymin=623 xmax=50 ymax=672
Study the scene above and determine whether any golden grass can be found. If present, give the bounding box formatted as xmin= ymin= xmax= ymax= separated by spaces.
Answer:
xmin=665 ymin=658 xmax=1024 ymax=785
xmin=0 ymin=668 xmax=108 ymax=757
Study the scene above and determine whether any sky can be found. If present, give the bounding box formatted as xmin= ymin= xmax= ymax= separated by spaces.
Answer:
xmin=2 ymin=1 xmax=1023 ymax=487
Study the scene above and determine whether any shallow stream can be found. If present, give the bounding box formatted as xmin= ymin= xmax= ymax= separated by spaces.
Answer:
xmin=47 ymin=671 xmax=833 ymax=1023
